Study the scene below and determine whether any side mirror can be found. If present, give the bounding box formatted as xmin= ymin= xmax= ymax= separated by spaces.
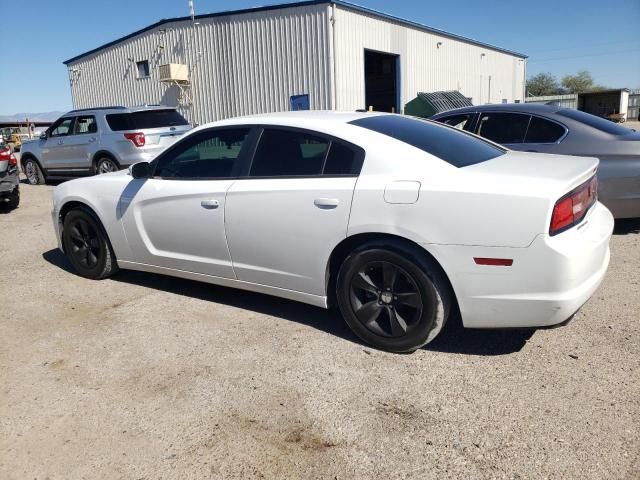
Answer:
xmin=39 ymin=131 xmax=48 ymax=139
xmin=128 ymin=161 xmax=151 ymax=179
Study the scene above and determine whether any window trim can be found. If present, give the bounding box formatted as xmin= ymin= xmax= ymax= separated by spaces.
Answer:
xmin=73 ymin=115 xmax=98 ymax=136
xmin=474 ymin=110 xmax=568 ymax=145
xmin=523 ymin=114 xmax=568 ymax=145
xmin=150 ymin=126 xmax=258 ymax=181
xmin=136 ymin=60 xmax=150 ymax=79
xmin=476 ymin=111 xmax=532 ymax=145
xmin=49 ymin=117 xmax=76 ymax=138
xmin=435 ymin=112 xmax=478 ymax=133
xmin=243 ymin=125 xmax=366 ymax=179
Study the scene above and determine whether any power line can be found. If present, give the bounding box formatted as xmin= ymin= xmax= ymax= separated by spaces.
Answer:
xmin=529 ymin=48 xmax=640 ymax=63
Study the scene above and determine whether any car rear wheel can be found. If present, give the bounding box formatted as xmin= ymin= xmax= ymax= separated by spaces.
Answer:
xmin=96 ymin=157 xmax=119 ymax=175
xmin=62 ymin=208 xmax=118 ymax=279
xmin=336 ymin=244 xmax=451 ymax=353
xmin=23 ymin=159 xmax=46 ymax=185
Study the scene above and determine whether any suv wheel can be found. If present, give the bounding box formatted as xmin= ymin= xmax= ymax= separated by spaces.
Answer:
xmin=96 ymin=157 xmax=119 ymax=175
xmin=23 ymin=159 xmax=46 ymax=185
xmin=62 ymin=208 xmax=118 ymax=279
xmin=336 ymin=244 xmax=451 ymax=353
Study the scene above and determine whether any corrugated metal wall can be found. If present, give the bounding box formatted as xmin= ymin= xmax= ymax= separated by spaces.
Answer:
xmin=332 ymin=5 xmax=526 ymax=111
xmin=68 ymin=4 xmax=332 ymax=124
xmin=67 ymin=3 xmax=526 ymax=122
xmin=525 ymin=94 xmax=579 ymax=109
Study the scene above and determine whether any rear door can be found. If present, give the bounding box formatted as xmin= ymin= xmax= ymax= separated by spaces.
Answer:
xmin=119 ymin=127 xmax=253 ymax=278
xmin=521 ymin=115 xmax=568 ymax=153
xmin=475 ymin=112 xmax=531 ymax=150
xmin=225 ymin=127 xmax=364 ymax=295
xmin=62 ymin=115 xmax=98 ymax=172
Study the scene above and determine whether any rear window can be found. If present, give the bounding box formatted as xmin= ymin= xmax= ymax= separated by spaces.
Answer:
xmin=556 ymin=109 xmax=631 ymax=136
xmin=106 ymin=109 xmax=189 ymax=131
xmin=350 ymin=115 xmax=505 ymax=167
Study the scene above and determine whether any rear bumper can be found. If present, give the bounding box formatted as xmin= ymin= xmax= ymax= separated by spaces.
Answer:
xmin=425 ymin=202 xmax=614 ymax=329
xmin=0 ymin=172 xmax=19 ymax=194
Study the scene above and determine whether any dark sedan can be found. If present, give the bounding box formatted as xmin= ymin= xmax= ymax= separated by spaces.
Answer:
xmin=431 ymin=104 xmax=640 ymax=218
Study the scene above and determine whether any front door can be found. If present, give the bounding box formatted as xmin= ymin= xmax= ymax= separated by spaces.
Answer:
xmin=119 ymin=127 xmax=253 ymax=278
xmin=40 ymin=117 xmax=75 ymax=170
xmin=225 ymin=127 xmax=364 ymax=295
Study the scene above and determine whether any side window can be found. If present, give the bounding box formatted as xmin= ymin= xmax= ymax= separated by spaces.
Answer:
xmin=477 ymin=113 xmax=530 ymax=144
xmin=136 ymin=60 xmax=150 ymax=78
xmin=323 ymin=141 xmax=364 ymax=175
xmin=74 ymin=116 xmax=97 ymax=135
xmin=249 ymin=129 xmax=329 ymax=177
xmin=524 ymin=117 xmax=566 ymax=143
xmin=155 ymin=128 xmax=250 ymax=179
xmin=49 ymin=118 xmax=74 ymax=138
xmin=438 ymin=114 xmax=473 ymax=131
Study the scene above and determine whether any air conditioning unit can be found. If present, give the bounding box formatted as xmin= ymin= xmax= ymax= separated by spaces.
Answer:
xmin=159 ymin=63 xmax=189 ymax=83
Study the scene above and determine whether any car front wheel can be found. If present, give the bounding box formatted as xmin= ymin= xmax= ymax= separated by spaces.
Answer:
xmin=336 ymin=244 xmax=451 ymax=353
xmin=62 ymin=208 xmax=118 ymax=280
xmin=23 ymin=159 xmax=46 ymax=185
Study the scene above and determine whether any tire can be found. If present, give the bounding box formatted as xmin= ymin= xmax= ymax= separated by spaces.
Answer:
xmin=7 ymin=187 xmax=19 ymax=209
xmin=95 ymin=157 xmax=119 ymax=175
xmin=336 ymin=242 xmax=452 ymax=353
xmin=23 ymin=158 xmax=46 ymax=185
xmin=62 ymin=208 xmax=118 ymax=280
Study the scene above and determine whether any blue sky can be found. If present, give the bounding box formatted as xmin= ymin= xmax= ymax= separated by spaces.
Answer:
xmin=2 ymin=0 xmax=639 ymax=115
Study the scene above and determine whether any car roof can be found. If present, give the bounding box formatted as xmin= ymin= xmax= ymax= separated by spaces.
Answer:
xmin=64 ymin=105 xmax=178 ymax=116
xmin=433 ymin=103 xmax=563 ymax=117
xmin=193 ymin=110 xmax=390 ymax=132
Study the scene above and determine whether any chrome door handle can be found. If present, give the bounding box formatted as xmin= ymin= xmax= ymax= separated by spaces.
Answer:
xmin=314 ymin=198 xmax=339 ymax=209
xmin=88 ymin=137 xmax=97 ymax=143
xmin=200 ymin=199 xmax=220 ymax=209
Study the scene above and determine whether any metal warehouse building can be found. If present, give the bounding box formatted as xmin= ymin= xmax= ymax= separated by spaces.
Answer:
xmin=64 ymin=0 xmax=527 ymax=125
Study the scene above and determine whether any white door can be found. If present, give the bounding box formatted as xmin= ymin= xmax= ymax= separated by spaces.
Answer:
xmin=225 ymin=128 xmax=364 ymax=295
xmin=119 ymin=127 xmax=253 ymax=278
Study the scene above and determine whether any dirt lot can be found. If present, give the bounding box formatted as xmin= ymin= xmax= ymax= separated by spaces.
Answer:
xmin=0 ymin=181 xmax=638 ymax=480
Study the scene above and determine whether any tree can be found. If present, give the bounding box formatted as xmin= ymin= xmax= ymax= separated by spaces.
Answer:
xmin=526 ymin=72 xmax=560 ymax=97
xmin=561 ymin=70 xmax=599 ymax=93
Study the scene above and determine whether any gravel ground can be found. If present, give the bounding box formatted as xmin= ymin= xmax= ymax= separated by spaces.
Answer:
xmin=0 ymin=181 xmax=638 ymax=480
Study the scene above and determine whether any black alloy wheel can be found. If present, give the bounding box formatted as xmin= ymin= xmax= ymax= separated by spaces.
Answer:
xmin=62 ymin=208 xmax=118 ymax=279
xmin=336 ymin=244 xmax=451 ymax=353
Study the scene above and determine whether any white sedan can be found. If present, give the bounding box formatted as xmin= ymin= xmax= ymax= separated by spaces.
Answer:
xmin=51 ymin=111 xmax=614 ymax=352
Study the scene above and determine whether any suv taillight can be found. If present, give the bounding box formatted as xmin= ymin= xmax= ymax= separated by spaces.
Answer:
xmin=124 ymin=132 xmax=145 ymax=147
xmin=550 ymin=176 xmax=598 ymax=236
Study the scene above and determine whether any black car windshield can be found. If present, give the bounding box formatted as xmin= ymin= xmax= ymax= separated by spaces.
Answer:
xmin=556 ymin=109 xmax=631 ymax=136
xmin=350 ymin=115 xmax=505 ymax=167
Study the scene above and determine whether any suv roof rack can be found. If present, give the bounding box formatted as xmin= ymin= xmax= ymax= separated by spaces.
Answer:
xmin=67 ymin=106 xmax=127 ymax=114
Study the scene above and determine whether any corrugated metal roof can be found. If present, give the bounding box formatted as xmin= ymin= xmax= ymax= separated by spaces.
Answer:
xmin=63 ymin=0 xmax=527 ymax=65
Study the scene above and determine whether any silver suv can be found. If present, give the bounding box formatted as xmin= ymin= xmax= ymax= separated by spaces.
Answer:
xmin=20 ymin=106 xmax=191 ymax=184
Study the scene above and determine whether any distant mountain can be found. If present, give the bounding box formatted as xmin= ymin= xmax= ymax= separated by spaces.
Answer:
xmin=0 ymin=111 xmax=64 ymax=122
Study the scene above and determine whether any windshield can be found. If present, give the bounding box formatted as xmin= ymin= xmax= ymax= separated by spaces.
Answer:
xmin=350 ymin=115 xmax=505 ymax=167
xmin=557 ymin=109 xmax=631 ymax=136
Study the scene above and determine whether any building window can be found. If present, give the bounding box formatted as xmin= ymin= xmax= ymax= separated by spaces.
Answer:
xmin=136 ymin=60 xmax=150 ymax=78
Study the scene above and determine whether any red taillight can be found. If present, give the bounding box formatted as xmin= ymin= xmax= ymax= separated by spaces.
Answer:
xmin=550 ymin=176 xmax=598 ymax=236
xmin=124 ymin=132 xmax=145 ymax=147
xmin=0 ymin=148 xmax=16 ymax=166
